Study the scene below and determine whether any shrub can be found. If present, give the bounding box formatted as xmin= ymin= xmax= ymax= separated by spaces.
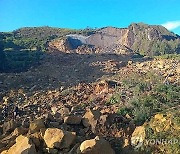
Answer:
xmin=118 ymin=74 xmax=179 ymax=125
xmin=117 ymin=107 xmax=132 ymax=116
xmin=106 ymin=93 xmax=121 ymax=105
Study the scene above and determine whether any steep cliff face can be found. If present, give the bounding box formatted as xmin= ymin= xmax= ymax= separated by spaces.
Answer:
xmin=48 ymin=23 xmax=180 ymax=56
xmin=86 ymin=27 xmax=129 ymax=48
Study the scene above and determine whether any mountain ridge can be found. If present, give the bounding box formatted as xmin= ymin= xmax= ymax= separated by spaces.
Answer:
xmin=47 ymin=23 xmax=180 ymax=56
xmin=0 ymin=22 xmax=180 ymax=71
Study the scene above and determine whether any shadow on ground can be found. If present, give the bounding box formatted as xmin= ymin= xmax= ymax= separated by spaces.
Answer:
xmin=0 ymin=52 xmax=151 ymax=94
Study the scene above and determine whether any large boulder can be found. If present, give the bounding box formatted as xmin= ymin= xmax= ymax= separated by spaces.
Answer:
xmin=64 ymin=115 xmax=82 ymax=125
xmin=1 ymin=150 xmax=8 ymax=154
xmin=149 ymin=113 xmax=172 ymax=132
xmin=77 ymin=136 xmax=115 ymax=154
xmin=131 ymin=126 xmax=146 ymax=149
xmin=43 ymin=128 xmax=76 ymax=149
xmin=5 ymin=135 xmax=37 ymax=154
xmin=82 ymin=109 xmax=100 ymax=133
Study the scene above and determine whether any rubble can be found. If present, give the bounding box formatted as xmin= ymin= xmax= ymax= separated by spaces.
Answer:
xmin=0 ymin=54 xmax=179 ymax=153
xmin=4 ymin=135 xmax=37 ymax=154
xmin=29 ymin=118 xmax=45 ymax=134
xmin=3 ymin=120 xmax=17 ymax=135
xmin=77 ymin=136 xmax=115 ymax=154
xmin=82 ymin=109 xmax=101 ymax=133
xmin=64 ymin=115 xmax=82 ymax=125
xmin=43 ymin=128 xmax=76 ymax=149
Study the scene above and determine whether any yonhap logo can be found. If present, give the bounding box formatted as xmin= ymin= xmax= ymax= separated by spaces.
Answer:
xmin=131 ymin=138 xmax=179 ymax=149
xmin=146 ymin=138 xmax=179 ymax=145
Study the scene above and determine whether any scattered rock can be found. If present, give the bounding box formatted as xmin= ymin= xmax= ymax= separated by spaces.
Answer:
xmin=95 ymin=80 xmax=109 ymax=94
xmin=51 ymin=106 xmax=58 ymax=115
xmin=82 ymin=109 xmax=100 ymax=133
xmin=131 ymin=126 xmax=145 ymax=148
xmin=128 ymin=60 xmax=133 ymax=65
xmin=0 ymin=53 xmax=179 ymax=154
xmin=29 ymin=118 xmax=45 ymax=133
xmin=149 ymin=113 xmax=172 ymax=132
xmin=58 ymin=107 xmax=70 ymax=117
xmin=123 ymin=138 xmax=130 ymax=148
xmin=12 ymin=127 xmax=28 ymax=136
xmin=48 ymin=121 xmax=60 ymax=128
xmin=64 ymin=115 xmax=82 ymax=125
xmin=5 ymin=135 xmax=37 ymax=154
xmin=43 ymin=128 xmax=76 ymax=149
xmin=136 ymin=63 xmax=145 ymax=69
xmin=99 ymin=114 xmax=108 ymax=125
xmin=21 ymin=117 xmax=30 ymax=128
xmin=44 ymin=113 xmax=54 ymax=121
xmin=77 ymin=136 xmax=115 ymax=154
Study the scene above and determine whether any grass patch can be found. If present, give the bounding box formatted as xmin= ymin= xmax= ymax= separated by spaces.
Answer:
xmin=114 ymin=71 xmax=180 ymax=125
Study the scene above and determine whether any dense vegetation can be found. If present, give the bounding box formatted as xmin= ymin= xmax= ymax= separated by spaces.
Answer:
xmin=5 ymin=51 xmax=43 ymax=72
xmin=0 ymin=34 xmax=43 ymax=72
xmin=0 ymin=27 xmax=96 ymax=52
xmin=0 ymin=27 xmax=96 ymax=72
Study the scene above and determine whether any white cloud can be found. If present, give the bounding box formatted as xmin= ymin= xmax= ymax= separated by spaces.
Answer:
xmin=162 ymin=21 xmax=180 ymax=30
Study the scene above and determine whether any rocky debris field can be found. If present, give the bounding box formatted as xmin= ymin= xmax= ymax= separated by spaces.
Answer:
xmin=0 ymin=53 xmax=180 ymax=154
xmin=0 ymin=52 xmax=135 ymax=93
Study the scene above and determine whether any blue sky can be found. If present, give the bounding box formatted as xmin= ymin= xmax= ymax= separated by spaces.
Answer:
xmin=0 ymin=0 xmax=180 ymax=34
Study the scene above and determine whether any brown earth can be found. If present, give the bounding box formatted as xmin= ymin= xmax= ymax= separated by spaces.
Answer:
xmin=0 ymin=52 xmax=179 ymax=154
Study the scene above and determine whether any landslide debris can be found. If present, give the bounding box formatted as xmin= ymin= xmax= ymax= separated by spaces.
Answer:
xmin=0 ymin=55 xmax=179 ymax=154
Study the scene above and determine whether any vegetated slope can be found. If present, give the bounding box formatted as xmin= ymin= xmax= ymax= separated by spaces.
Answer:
xmin=0 ymin=26 xmax=95 ymax=52
xmin=0 ymin=40 xmax=7 ymax=71
xmin=0 ymin=27 xmax=96 ymax=72
xmin=129 ymin=23 xmax=180 ymax=56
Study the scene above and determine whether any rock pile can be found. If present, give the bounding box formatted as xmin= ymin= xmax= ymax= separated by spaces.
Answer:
xmin=0 ymin=57 xmax=179 ymax=153
xmin=0 ymin=108 xmax=125 ymax=154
